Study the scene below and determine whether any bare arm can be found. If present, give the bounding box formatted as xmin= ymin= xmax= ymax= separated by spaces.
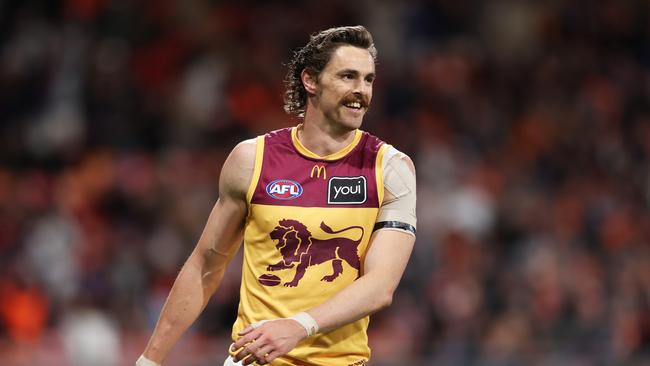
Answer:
xmin=306 ymin=229 xmax=414 ymax=330
xmin=233 ymin=226 xmax=415 ymax=365
xmin=233 ymin=154 xmax=416 ymax=365
xmin=141 ymin=140 xmax=255 ymax=364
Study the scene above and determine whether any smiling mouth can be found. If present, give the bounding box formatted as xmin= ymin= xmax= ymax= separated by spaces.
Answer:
xmin=344 ymin=101 xmax=362 ymax=109
xmin=342 ymin=101 xmax=366 ymax=112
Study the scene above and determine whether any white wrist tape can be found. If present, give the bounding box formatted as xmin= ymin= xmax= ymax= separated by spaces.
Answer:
xmin=136 ymin=355 xmax=160 ymax=366
xmin=289 ymin=312 xmax=319 ymax=337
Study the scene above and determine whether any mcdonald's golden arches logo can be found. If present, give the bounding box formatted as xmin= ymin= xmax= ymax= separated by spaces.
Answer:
xmin=310 ymin=165 xmax=327 ymax=179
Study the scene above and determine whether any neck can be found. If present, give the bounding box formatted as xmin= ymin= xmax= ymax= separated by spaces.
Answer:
xmin=299 ymin=111 xmax=356 ymax=156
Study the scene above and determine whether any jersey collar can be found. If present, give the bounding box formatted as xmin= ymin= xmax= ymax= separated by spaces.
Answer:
xmin=291 ymin=125 xmax=362 ymax=161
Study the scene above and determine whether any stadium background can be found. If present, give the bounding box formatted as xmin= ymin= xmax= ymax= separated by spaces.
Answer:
xmin=1 ymin=0 xmax=649 ymax=365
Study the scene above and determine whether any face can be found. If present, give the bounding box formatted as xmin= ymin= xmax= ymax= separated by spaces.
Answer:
xmin=307 ymin=45 xmax=376 ymax=130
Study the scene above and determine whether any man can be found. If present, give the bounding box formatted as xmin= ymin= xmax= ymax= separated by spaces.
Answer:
xmin=137 ymin=25 xmax=416 ymax=366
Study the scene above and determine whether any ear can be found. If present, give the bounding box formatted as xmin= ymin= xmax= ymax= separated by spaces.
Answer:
xmin=301 ymin=69 xmax=318 ymax=95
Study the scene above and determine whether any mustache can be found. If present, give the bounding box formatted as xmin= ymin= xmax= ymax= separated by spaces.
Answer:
xmin=340 ymin=94 xmax=370 ymax=108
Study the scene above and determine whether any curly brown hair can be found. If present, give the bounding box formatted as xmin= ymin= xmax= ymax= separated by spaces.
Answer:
xmin=283 ymin=25 xmax=377 ymax=116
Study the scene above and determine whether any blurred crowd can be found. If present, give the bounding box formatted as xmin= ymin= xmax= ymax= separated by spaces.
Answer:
xmin=1 ymin=0 xmax=650 ymax=365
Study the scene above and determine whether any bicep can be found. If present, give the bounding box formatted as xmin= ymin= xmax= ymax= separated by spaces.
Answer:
xmin=362 ymin=229 xmax=415 ymax=292
xmin=189 ymin=195 xmax=247 ymax=297
xmin=360 ymin=148 xmax=417 ymax=288
xmin=195 ymin=196 xmax=247 ymax=259
xmin=194 ymin=140 xmax=256 ymax=264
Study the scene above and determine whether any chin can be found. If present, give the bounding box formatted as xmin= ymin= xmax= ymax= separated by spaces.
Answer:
xmin=340 ymin=119 xmax=363 ymax=130
xmin=328 ymin=111 xmax=365 ymax=131
xmin=342 ymin=114 xmax=365 ymax=129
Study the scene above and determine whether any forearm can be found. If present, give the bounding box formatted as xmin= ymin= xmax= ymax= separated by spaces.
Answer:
xmin=231 ymin=231 xmax=414 ymax=365
xmin=306 ymin=272 xmax=393 ymax=333
xmin=307 ymin=231 xmax=414 ymax=334
xmin=143 ymin=250 xmax=226 ymax=363
xmin=231 ymin=272 xmax=394 ymax=365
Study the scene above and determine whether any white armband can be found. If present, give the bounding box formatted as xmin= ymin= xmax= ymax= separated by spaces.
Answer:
xmin=289 ymin=312 xmax=319 ymax=337
xmin=136 ymin=355 xmax=160 ymax=366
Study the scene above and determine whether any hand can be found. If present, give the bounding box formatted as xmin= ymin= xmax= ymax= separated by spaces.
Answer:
xmin=232 ymin=319 xmax=307 ymax=365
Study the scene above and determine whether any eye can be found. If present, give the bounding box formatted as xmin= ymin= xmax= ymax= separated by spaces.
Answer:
xmin=365 ymin=76 xmax=375 ymax=84
xmin=342 ymin=73 xmax=354 ymax=80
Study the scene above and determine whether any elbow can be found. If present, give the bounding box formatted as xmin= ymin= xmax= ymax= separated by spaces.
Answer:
xmin=376 ymin=291 xmax=395 ymax=311
xmin=367 ymin=276 xmax=399 ymax=312
xmin=200 ymin=248 xmax=228 ymax=277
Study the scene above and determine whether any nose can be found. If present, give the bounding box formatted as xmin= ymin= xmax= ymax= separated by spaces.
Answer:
xmin=352 ymin=78 xmax=371 ymax=99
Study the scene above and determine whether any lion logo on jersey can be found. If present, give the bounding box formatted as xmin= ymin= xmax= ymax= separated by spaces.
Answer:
xmin=263 ymin=219 xmax=364 ymax=287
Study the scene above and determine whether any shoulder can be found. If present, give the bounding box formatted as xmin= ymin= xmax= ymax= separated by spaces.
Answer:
xmin=376 ymin=145 xmax=417 ymax=233
xmin=383 ymin=145 xmax=415 ymax=174
xmin=219 ymin=138 xmax=258 ymax=199
xmin=360 ymin=131 xmax=413 ymax=171
xmin=231 ymin=138 xmax=257 ymax=162
xmin=381 ymin=145 xmax=416 ymax=203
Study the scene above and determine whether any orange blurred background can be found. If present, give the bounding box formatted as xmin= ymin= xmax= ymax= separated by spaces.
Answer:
xmin=0 ymin=0 xmax=649 ymax=365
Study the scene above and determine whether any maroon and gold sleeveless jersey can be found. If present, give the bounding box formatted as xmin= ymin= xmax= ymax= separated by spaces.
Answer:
xmin=231 ymin=125 xmax=390 ymax=366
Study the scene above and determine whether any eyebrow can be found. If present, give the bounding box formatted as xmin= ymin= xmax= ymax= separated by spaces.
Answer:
xmin=337 ymin=69 xmax=376 ymax=78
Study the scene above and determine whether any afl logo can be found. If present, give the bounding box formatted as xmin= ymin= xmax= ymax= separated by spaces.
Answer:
xmin=266 ymin=179 xmax=303 ymax=200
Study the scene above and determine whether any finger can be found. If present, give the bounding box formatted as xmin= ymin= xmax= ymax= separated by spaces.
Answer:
xmin=242 ymin=345 xmax=270 ymax=366
xmin=242 ymin=353 xmax=256 ymax=366
xmin=233 ymin=330 xmax=260 ymax=349
xmin=235 ymin=334 xmax=268 ymax=363
xmin=238 ymin=325 xmax=254 ymax=336
xmin=253 ymin=344 xmax=274 ymax=365
xmin=249 ymin=339 xmax=265 ymax=356
xmin=265 ymin=349 xmax=284 ymax=363
xmin=239 ymin=319 xmax=269 ymax=336
xmin=234 ymin=349 xmax=250 ymax=363
xmin=233 ymin=341 xmax=254 ymax=362
xmin=232 ymin=338 xmax=246 ymax=351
